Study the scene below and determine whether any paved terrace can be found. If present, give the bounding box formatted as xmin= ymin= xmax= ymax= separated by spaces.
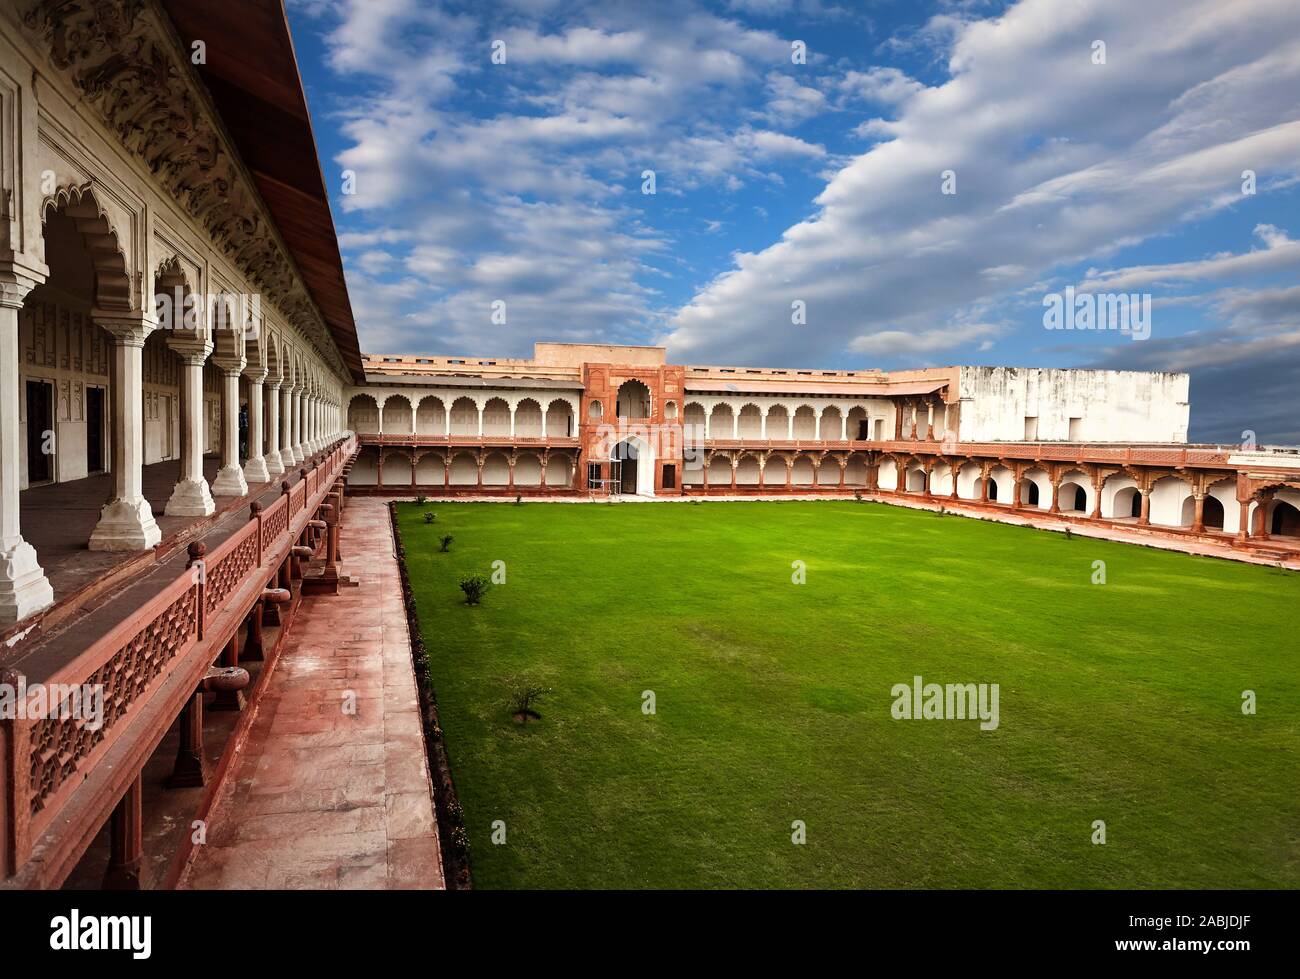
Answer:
xmin=13 ymin=456 xmax=284 ymax=637
xmin=180 ymin=498 xmax=443 ymax=889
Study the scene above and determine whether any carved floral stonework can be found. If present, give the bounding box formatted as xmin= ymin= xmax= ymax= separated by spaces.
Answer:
xmin=21 ymin=0 xmax=344 ymax=376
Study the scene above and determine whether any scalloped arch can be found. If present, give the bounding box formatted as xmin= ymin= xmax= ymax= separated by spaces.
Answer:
xmin=42 ymin=183 xmax=132 ymax=310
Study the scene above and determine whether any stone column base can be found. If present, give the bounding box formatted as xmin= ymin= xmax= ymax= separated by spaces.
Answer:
xmin=0 ymin=537 xmax=56 ymax=624
xmin=165 ymin=478 xmax=217 ymax=517
xmin=243 ymin=455 xmax=271 ymax=484
xmin=265 ymin=452 xmax=286 ymax=477
xmin=89 ymin=498 xmax=162 ymax=552
xmin=212 ymin=465 xmax=249 ymax=497
xmin=279 ymin=448 xmax=297 ymax=471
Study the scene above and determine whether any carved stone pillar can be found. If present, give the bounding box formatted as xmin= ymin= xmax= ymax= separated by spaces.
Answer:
xmin=164 ymin=340 xmax=216 ymax=516
xmin=265 ymin=379 xmax=285 ymax=476
xmin=292 ymin=386 xmax=305 ymax=463
xmin=211 ymin=357 xmax=249 ymax=497
xmin=280 ymin=383 xmax=297 ymax=469
xmin=0 ymin=264 xmax=55 ymax=621
xmin=242 ymin=366 xmax=270 ymax=483
xmin=90 ymin=311 xmax=162 ymax=551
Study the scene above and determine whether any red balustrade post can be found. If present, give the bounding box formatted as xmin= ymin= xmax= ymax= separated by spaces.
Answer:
xmin=0 ymin=667 xmax=32 ymax=879
xmin=102 ymin=775 xmax=143 ymax=890
xmin=251 ymin=499 xmax=263 ymax=566
xmin=187 ymin=542 xmax=206 ymax=640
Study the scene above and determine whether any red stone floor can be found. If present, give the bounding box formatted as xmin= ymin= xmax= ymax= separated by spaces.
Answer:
xmin=19 ymin=455 xmax=261 ymax=605
xmin=4 ymin=452 xmax=323 ymax=686
xmin=180 ymin=498 xmax=444 ymax=889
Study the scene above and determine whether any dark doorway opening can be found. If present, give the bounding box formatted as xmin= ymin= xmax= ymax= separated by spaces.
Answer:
xmin=26 ymin=379 xmax=54 ymax=484
xmin=1202 ymin=495 xmax=1225 ymax=530
xmin=612 ymin=440 xmax=639 ymax=494
xmin=1130 ymin=491 xmax=1143 ymax=518
xmin=857 ymin=420 xmax=869 ymax=440
xmin=86 ymin=386 xmax=105 ymax=474
xmin=663 ymin=464 xmax=676 ymax=489
xmin=988 ymin=478 xmax=998 ymax=502
xmin=1026 ymin=482 xmax=1039 ymax=506
xmin=1074 ymin=485 xmax=1088 ymax=512
xmin=1271 ymin=500 xmax=1300 ymax=537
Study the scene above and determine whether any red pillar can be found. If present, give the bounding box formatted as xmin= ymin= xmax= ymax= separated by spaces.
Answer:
xmin=103 ymin=775 xmax=143 ymax=890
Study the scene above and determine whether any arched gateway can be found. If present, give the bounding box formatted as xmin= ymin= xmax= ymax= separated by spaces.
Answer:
xmin=611 ymin=435 xmax=656 ymax=496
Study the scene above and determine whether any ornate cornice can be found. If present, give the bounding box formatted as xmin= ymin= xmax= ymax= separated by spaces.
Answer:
xmin=21 ymin=0 xmax=346 ymax=377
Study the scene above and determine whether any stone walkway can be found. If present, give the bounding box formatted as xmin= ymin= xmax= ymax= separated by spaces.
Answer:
xmin=181 ymin=497 xmax=444 ymax=889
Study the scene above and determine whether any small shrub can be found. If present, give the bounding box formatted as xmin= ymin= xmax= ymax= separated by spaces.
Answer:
xmin=514 ymin=494 xmax=523 ymax=505
xmin=416 ymin=494 xmax=428 ymax=506
xmin=853 ymin=490 xmax=863 ymax=502
xmin=1065 ymin=527 xmax=1073 ymax=541
xmin=439 ymin=534 xmax=454 ymax=552
xmin=505 ymin=680 xmax=552 ymax=723
xmin=459 ymin=572 xmax=491 ymax=605
xmin=423 ymin=511 xmax=435 ymax=524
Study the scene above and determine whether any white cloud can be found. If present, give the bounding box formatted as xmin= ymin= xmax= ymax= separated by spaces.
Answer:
xmin=760 ymin=72 xmax=828 ymax=125
xmin=665 ymin=0 xmax=1300 ymax=366
xmin=838 ymin=67 xmax=925 ymax=106
xmin=1078 ymin=225 xmax=1300 ymax=292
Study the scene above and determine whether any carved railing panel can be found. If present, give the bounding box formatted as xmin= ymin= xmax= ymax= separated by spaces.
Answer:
xmin=203 ymin=525 xmax=260 ymax=617
xmin=27 ymin=573 xmax=199 ymax=833
xmin=261 ymin=495 xmax=289 ymax=544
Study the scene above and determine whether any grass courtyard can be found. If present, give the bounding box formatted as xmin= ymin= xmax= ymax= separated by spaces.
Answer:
xmin=394 ymin=499 xmax=1299 ymax=889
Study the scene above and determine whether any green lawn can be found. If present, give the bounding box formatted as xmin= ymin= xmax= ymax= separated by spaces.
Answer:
xmin=395 ymin=499 xmax=1299 ymax=889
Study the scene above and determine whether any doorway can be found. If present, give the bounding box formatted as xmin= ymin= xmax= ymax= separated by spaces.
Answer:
xmin=86 ymin=385 xmax=106 ymax=473
xmin=26 ymin=379 xmax=54 ymax=484
xmin=610 ymin=437 xmax=655 ymax=496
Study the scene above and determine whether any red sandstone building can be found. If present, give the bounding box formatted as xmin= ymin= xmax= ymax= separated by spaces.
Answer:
xmin=347 ymin=344 xmax=1300 ymax=554
xmin=2 ymin=0 xmax=1299 ymax=893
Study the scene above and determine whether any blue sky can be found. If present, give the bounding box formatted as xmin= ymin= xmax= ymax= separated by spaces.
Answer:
xmin=286 ymin=0 xmax=1300 ymax=443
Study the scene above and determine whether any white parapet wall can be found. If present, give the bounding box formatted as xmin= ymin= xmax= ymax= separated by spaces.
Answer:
xmin=956 ymin=366 xmax=1190 ymax=443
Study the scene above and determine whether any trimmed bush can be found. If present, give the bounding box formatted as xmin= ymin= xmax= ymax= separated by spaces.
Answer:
xmin=460 ymin=572 xmax=491 ymax=605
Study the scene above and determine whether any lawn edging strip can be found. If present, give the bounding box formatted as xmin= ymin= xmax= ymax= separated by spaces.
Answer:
xmin=388 ymin=501 xmax=473 ymax=889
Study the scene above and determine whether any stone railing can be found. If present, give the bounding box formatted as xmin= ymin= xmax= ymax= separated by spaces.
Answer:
xmin=1 ymin=435 xmax=356 ymax=886
xmin=699 ymin=437 xmax=1233 ymax=469
xmin=356 ymin=433 xmax=579 ymax=446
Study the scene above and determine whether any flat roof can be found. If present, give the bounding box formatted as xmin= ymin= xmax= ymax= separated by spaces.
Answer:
xmin=684 ymin=378 xmax=949 ymax=398
xmin=361 ymin=373 xmax=583 ymax=391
